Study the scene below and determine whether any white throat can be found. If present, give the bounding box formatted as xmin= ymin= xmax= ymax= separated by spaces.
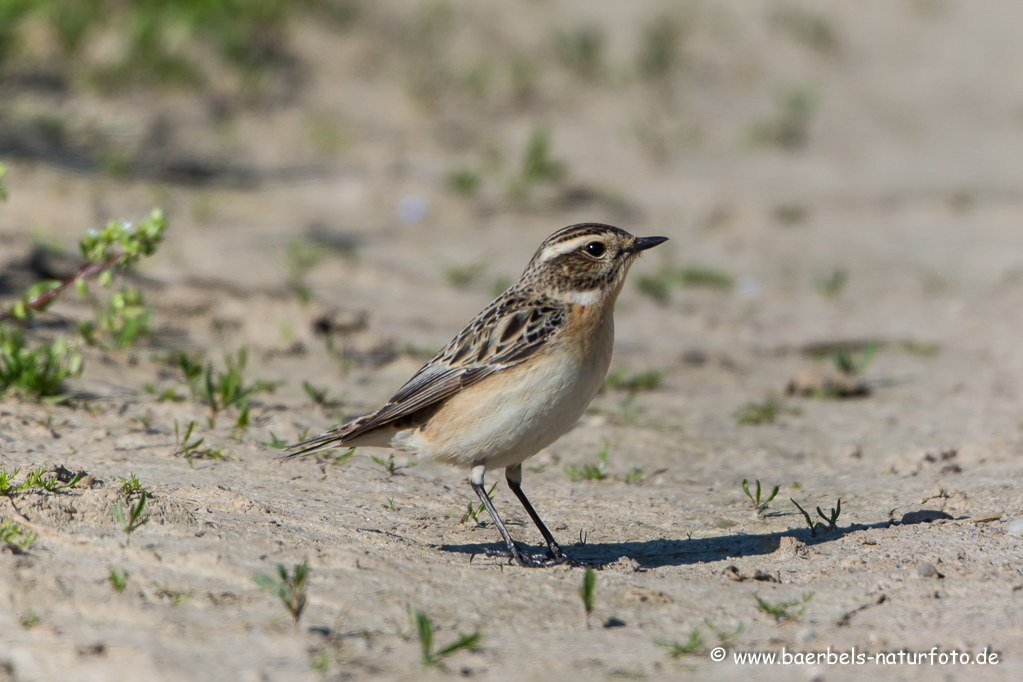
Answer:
xmin=568 ymin=289 xmax=601 ymax=306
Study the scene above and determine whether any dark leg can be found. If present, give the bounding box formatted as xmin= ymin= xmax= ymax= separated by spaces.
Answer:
xmin=505 ymin=464 xmax=579 ymax=567
xmin=470 ymin=464 xmax=561 ymax=568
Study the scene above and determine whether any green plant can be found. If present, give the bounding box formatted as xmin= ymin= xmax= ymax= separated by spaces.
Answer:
xmin=286 ymin=237 xmax=323 ymax=304
xmin=176 ymin=348 xmax=276 ymax=419
xmin=624 ymin=467 xmax=643 ymax=484
xmin=19 ymin=610 xmax=39 ymax=629
xmin=603 ymin=367 xmax=663 ymax=392
xmin=447 ymin=167 xmax=482 ymax=198
xmin=443 ymin=261 xmax=489 ymax=289
xmin=638 ymin=14 xmax=683 ymax=80
xmin=814 ymin=268 xmax=848 ymax=297
xmin=460 ymin=482 xmax=497 ymax=525
xmin=384 ymin=497 xmax=396 ymax=510
xmin=703 ymin=619 xmax=744 ymax=644
xmin=635 ymin=265 xmax=734 ymax=302
xmin=371 ymin=453 xmax=417 ymax=475
xmin=565 ymin=439 xmax=609 ymax=482
xmin=172 ymin=419 xmax=229 ymax=466
xmin=118 ymin=473 xmax=148 ymax=498
xmin=0 ymin=466 xmax=79 ymax=497
xmin=748 ymin=88 xmax=819 ymax=150
xmin=833 ymin=341 xmax=877 ymax=376
xmin=302 ymin=381 xmax=344 ymax=409
xmin=0 ymin=327 xmax=83 ymax=402
xmin=733 ymin=398 xmax=801 ymax=426
xmin=108 ymin=568 xmax=129 ymax=593
xmin=752 ymin=592 xmax=812 ymax=622
xmin=77 ymin=286 xmax=152 ymax=349
xmin=656 ymin=628 xmax=704 ymax=658
xmin=554 ymin=24 xmax=606 ymax=80
xmin=580 ymin=567 xmax=596 ymax=628
xmin=254 ymin=559 xmax=309 ymax=623
xmin=262 ymin=431 xmax=288 ymax=449
xmin=0 ymin=517 xmax=38 ymax=550
xmin=742 ymin=478 xmax=780 ymax=516
xmin=509 ymin=127 xmax=565 ymax=199
xmin=790 ymin=497 xmax=841 ymax=536
xmin=111 ymin=490 xmax=149 ymax=534
xmin=409 ymin=608 xmax=481 ymax=667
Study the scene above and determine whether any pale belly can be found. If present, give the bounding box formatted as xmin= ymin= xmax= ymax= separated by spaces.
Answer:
xmin=391 ymin=316 xmax=614 ymax=470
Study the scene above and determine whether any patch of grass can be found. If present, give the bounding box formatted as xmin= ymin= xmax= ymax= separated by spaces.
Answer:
xmin=752 ymin=592 xmax=813 ymax=623
xmin=638 ymin=14 xmax=683 ymax=80
xmin=286 ymin=237 xmax=324 ymax=305
xmin=19 ymin=610 xmax=39 ymax=629
xmin=176 ymin=348 xmax=277 ymax=419
xmin=0 ymin=466 xmax=80 ymax=497
xmin=734 ymin=398 xmax=800 ymax=426
xmin=262 ymin=432 xmax=288 ymax=449
xmin=656 ymin=627 xmax=704 ymax=658
xmin=565 ymin=439 xmax=609 ymax=482
xmin=171 ymin=419 xmax=230 ymax=466
xmin=742 ymin=478 xmax=780 ymax=516
xmin=409 ymin=608 xmax=481 ymax=667
xmin=111 ymin=490 xmax=149 ymax=534
xmin=636 ymin=265 xmax=734 ymax=302
xmin=748 ymin=88 xmax=819 ymax=150
xmin=790 ymin=497 xmax=842 ymax=536
xmin=443 ymin=261 xmax=489 ymax=289
xmin=554 ymin=24 xmax=606 ymax=80
xmin=771 ymin=6 xmax=838 ymax=53
xmin=814 ymin=268 xmax=848 ymax=297
xmin=0 ymin=517 xmax=38 ymax=551
xmin=78 ymin=286 xmax=151 ymax=350
xmin=624 ymin=467 xmax=644 ymax=484
xmin=0 ymin=327 xmax=83 ymax=402
xmin=509 ymin=127 xmax=566 ymax=199
xmin=603 ymin=367 xmax=663 ymax=392
xmin=371 ymin=453 xmax=417 ymax=476
xmin=302 ymin=380 xmax=344 ymax=409
xmin=580 ymin=567 xmax=596 ymax=628
xmin=833 ymin=341 xmax=876 ymax=376
xmin=108 ymin=568 xmax=129 ymax=593
xmin=254 ymin=559 xmax=309 ymax=623
xmin=447 ymin=167 xmax=482 ymax=198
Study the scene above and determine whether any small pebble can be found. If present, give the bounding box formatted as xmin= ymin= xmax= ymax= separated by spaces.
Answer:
xmin=917 ymin=562 xmax=944 ymax=579
xmin=1006 ymin=518 xmax=1023 ymax=536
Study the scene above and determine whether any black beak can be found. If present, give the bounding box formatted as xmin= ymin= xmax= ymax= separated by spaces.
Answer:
xmin=623 ymin=235 xmax=668 ymax=255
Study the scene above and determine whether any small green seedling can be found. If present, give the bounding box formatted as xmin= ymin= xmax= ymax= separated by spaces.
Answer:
xmin=0 ymin=466 xmax=79 ymax=497
xmin=565 ymin=440 xmax=609 ymax=482
xmin=144 ymin=382 xmax=184 ymax=401
xmin=118 ymin=473 xmax=147 ymax=497
xmin=742 ymin=478 xmax=780 ymax=516
xmin=302 ymin=381 xmax=344 ymax=409
xmin=371 ymin=453 xmax=417 ymax=475
xmin=173 ymin=420 xmax=230 ymax=467
xmin=461 ymin=482 xmax=497 ymax=525
xmin=816 ymin=498 xmax=842 ymax=529
xmin=262 ymin=431 xmax=288 ymax=449
xmin=814 ymin=268 xmax=847 ymax=297
xmin=254 ymin=559 xmax=309 ymax=623
xmin=624 ymin=467 xmax=644 ymax=484
xmin=385 ymin=497 xmax=396 ymax=510
xmin=108 ymin=568 xmax=129 ymax=592
xmin=19 ymin=610 xmax=39 ymax=629
xmin=833 ymin=341 xmax=876 ymax=376
xmin=0 ymin=518 xmax=38 ymax=550
xmin=703 ymin=619 xmax=744 ymax=644
xmin=734 ymin=398 xmax=801 ymax=425
xmin=790 ymin=498 xmax=820 ymax=536
xmin=656 ymin=627 xmax=704 ymax=658
xmin=77 ymin=286 xmax=151 ymax=350
xmin=603 ymin=366 xmax=663 ymax=392
xmin=580 ymin=567 xmax=596 ymax=628
xmin=111 ymin=490 xmax=149 ymax=534
xmin=753 ymin=592 xmax=813 ymax=623
xmin=409 ymin=608 xmax=481 ymax=667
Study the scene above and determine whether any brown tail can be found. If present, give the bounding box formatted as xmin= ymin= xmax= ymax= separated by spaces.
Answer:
xmin=282 ymin=415 xmax=373 ymax=459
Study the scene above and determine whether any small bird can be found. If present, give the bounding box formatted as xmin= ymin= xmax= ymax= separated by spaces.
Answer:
xmin=286 ymin=223 xmax=667 ymax=567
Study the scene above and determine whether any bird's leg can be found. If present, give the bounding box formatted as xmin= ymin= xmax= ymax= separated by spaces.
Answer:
xmin=504 ymin=464 xmax=579 ymax=567
xmin=470 ymin=463 xmax=558 ymax=568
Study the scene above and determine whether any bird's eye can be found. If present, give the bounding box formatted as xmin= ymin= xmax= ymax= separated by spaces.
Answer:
xmin=584 ymin=242 xmax=606 ymax=257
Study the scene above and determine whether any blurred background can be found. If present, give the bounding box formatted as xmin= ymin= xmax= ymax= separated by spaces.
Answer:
xmin=2 ymin=0 xmax=1023 ymax=421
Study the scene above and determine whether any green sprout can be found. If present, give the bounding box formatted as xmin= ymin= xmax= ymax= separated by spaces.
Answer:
xmin=753 ymin=592 xmax=813 ymax=623
xmin=0 ymin=518 xmax=38 ymax=551
xmin=742 ymin=478 xmax=780 ymax=516
xmin=656 ymin=627 xmax=704 ymax=658
xmin=254 ymin=559 xmax=310 ymax=623
xmin=108 ymin=568 xmax=129 ymax=593
xmin=111 ymin=490 xmax=149 ymax=534
xmin=580 ymin=567 xmax=597 ymax=628
xmin=565 ymin=439 xmax=609 ymax=482
xmin=409 ymin=608 xmax=481 ymax=667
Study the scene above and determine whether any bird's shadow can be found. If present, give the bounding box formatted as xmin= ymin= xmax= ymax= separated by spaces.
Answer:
xmin=441 ymin=520 xmax=894 ymax=569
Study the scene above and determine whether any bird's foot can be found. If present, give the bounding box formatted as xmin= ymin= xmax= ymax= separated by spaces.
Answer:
xmin=484 ymin=542 xmax=586 ymax=568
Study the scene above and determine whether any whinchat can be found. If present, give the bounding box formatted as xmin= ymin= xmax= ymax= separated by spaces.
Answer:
xmin=286 ymin=223 xmax=667 ymax=567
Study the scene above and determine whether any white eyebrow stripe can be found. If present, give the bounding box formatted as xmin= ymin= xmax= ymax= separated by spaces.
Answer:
xmin=568 ymin=289 xmax=600 ymax=305
xmin=538 ymin=236 xmax=594 ymax=262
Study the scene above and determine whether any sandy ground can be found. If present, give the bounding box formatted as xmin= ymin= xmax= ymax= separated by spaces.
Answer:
xmin=1 ymin=1 xmax=1022 ymax=680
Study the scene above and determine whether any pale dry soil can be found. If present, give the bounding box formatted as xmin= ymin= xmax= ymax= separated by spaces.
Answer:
xmin=2 ymin=2 xmax=1023 ymax=681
